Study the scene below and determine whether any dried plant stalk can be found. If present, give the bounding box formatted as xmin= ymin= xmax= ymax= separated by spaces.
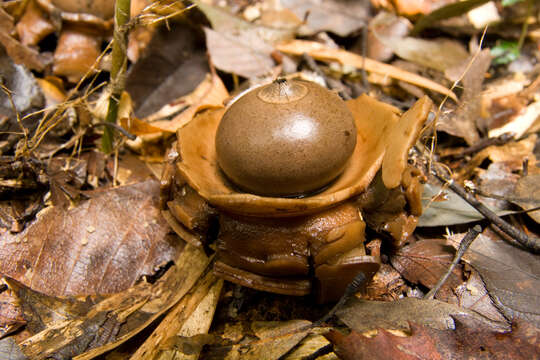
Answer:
xmin=101 ymin=0 xmax=130 ymax=153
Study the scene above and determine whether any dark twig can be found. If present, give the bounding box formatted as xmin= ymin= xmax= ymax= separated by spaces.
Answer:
xmin=92 ymin=122 xmax=136 ymax=140
xmin=459 ymin=132 xmax=515 ymax=156
xmin=441 ymin=132 xmax=515 ymax=158
xmin=433 ymin=164 xmax=540 ymax=253
xmin=425 ymin=225 xmax=482 ymax=299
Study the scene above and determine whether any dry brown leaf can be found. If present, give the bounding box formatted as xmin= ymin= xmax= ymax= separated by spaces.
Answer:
xmin=374 ymin=34 xmax=469 ymax=73
xmin=391 ymin=239 xmax=462 ymax=302
xmin=204 ymin=27 xmax=276 ymax=79
xmin=281 ymin=0 xmax=368 ymax=37
xmin=0 ymin=8 xmax=48 ymax=71
xmin=125 ymin=23 xmax=208 ymax=118
xmin=0 ymin=180 xmax=182 ymax=296
xmin=447 ymin=228 xmax=540 ymax=327
xmin=459 ymin=134 xmax=537 ymax=178
xmin=0 ymin=280 xmax=25 ymax=339
xmin=195 ymin=1 xmax=293 ymax=44
xmin=512 ymin=174 xmax=540 ymax=223
xmin=17 ymin=245 xmax=210 ymax=360
xmin=437 ymin=49 xmax=491 ymax=145
xmin=489 ymin=100 xmax=540 ymax=139
xmin=336 ymin=297 xmax=508 ymax=333
xmin=328 ymin=316 xmax=538 ymax=360
xmin=457 ymin=270 xmax=508 ymax=324
xmin=204 ymin=320 xmax=312 ymax=360
xmin=276 ymin=40 xmax=457 ymax=101
xmin=367 ymin=12 xmax=411 ymax=62
xmin=145 ymin=72 xmax=229 ymax=133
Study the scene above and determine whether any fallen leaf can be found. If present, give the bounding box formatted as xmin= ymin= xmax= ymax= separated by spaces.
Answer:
xmin=204 ymin=27 xmax=276 ymax=79
xmin=0 ymin=280 xmax=25 ymax=339
xmin=489 ymin=100 xmax=540 ymax=139
xmin=327 ymin=325 xmax=442 ymax=360
xmin=195 ymin=0 xmax=295 ymax=78
xmin=0 ymin=47 xmax=44 ymax=121
xmin=447 ymin=228 xmax=540 ymax=327
xmin=204 ymin=320 xmax=312 ymax=360
xmin=437 ymin=49 xmax=492 ymax=145
xmin=281 ymin=0 xmax=368 ymax=37
xmin=456 ymin=270 xmax=508 ymax=323
xmin=419 ymin=183 xmax=514 ymax=227
xmin=374 ymin=35 xmax=469 ymax=73
xmin=0 ymin=180 xmax=182 ymax=296
xmin=145 ymin=72 xmax=229 ymax=133
xmin=195 ymin=1 xmax=293 ymax=43
xmin=512 ymin=174 xmax=540 ymax=223
xmin=0 ymin=8 xmax=48 ymax=71
xmin=367 ymin=12 xmax=411 ymax=62
xmin=391 ymin=239 xmax=462 ymax=302
xmin=328 ymin=315 xmax=538 ymax=360
xmin=336 ymin=297 xmax=508 ymax=333
xmin=125 ymin=23 xmax=209 ymax=118
xmin=457 ymin=134 xmax=537 ymax=179
xmin=412 ymin=0 xmax=492 ymax=34
xmin=18 ymin=244 xmax=210 ymax=360
xmin=276 ymin=39 xmax=457 ymax=101
xmin=2 ymin=277 xmax=102 ymax=337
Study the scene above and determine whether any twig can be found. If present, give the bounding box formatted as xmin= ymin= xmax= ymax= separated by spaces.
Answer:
xmin=442 ymin=132 xmax=515 ymax=158
xmin=425 ymin=225 xmax=482 ymax=299
xmin=102 ymin=0 xmax=131 ymax=153
xmin=433 ymin=163 xmax=540 ymax=253
xmin=92 ymin=122 xmax=136 ymax=140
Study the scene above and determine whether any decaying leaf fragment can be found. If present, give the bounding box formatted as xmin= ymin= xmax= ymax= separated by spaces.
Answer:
xmin=0 ymin=280 xmax=26 ymax=339
xmin=512 ymin=174 xmax=540 ymax=224
xmin=204 ymin=320 xmax=314 ymax=360
xmin=0 ymin=8 xmax=48 ymax=71
xmin=391 ymin=239 xmax=462 ymax=302
xmin=328 ymin=315 xmax=539 ymax=360
xmin=281 ymin=0 xmax=368 ymax=37
xmin=195 ymin=0 xmax=295 ymax=78
xmin=447 ymin=229 xmax=540 ymax=328
xmin=17 ymin=244 xmax=210 ymax=360
xmin=143 ymin=73 xmax=229 ymax=133
xmin=336 ymin=297 xmax=509 ymax=333
xmin=0 ymin=180 xmax=181 ymax=297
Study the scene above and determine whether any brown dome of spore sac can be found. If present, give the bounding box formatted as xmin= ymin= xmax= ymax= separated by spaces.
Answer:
xmin=215 ymin=79 xmax=357 ymax=197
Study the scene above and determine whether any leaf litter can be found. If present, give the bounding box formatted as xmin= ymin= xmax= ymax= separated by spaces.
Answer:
xmin=0 ymin=0 xmax=539 ymax=359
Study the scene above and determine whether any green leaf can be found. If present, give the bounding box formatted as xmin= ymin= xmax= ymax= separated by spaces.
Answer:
xmin=491 ymin=41 xmax=520 ymax=65
xmin=502 ymin=0 xmax=525 ymax=6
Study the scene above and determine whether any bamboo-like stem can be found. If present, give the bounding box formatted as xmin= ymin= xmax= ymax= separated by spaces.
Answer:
xmin=101 ymin=0 xmax=131 ymax=153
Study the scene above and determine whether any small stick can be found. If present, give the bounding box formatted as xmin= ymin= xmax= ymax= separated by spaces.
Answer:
xmin=92 ymin=121 xmax=136 ymax=140
xmin=433 ymin=164 xmax=540 ymax=253
xmin=441 ymin=132 xmax=514 ymax=158
xmin=425 ymin=225 xmax=482 ymax=299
